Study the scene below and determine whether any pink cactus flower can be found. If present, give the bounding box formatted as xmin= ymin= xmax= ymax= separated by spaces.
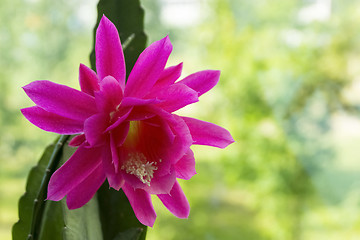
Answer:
xmin=21 ymin=15 xmax=234 ymax=227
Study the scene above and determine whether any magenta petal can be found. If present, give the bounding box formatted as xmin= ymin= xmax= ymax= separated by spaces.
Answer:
xmin=111 ymin=121 xmax=130 ymax=147
xmin=121 ymin=97 xmax=162 ymax=108
xmin=21 ymin=106 xmax=83 ymax=134
xmin=122 ymin=172 xmax=147 ymax=190
xmin=152 ymin=83 xmax=199 ymax=112
xmin=66 ymin=164 xmax=106 ymax=209
xmin=175 ymin=150 xmax=197 ymax=180
xmin=23 ymin=80 xmax=96 ymax=121
xmin=126 ymin=106 xmax=156 ymax=121
xmin=182 ymin=117 xmax=234 ymax=148
xmin=95 ymin=76 xmax=123 ymax=112
xmin=150 ymin=62 xmax=183 ymax=93
xmin=105 ymin=107 xmax=132 ymax=132
xmin=125 ymin=36 xmax=173 ymax=98
xmin=110 ymin=133 xmax=120 ymax=172
xmin=178 ymin=70 xmax=220 ymax=97
xmin=122 ymin=183 xmax=157 ymax=227
xmin=79 ymin=63 xmax=99 ymax=96
xmin=84 ymin=113 xmax=109 ymax=146
xmin=102 ymin=143 xmax=124 ymax=190
xmin=142 ymin=169 xmax=176 ymax=194
xmin=68 ymin=134 xmax=86 ymax=147
xmin=136 ymin=108 xmax=192 ymax=169
xmin=157 ymin=117 xmax=175 ymax=144
xmin=166 ymin=114 xmax=193 ymax=163
xmin=157 ymin=181 xmax=190 ymax=219
xmin=96 ymin=15 xmax=126 ymax=88
xmin=47 ymin=144 xmax=102 ymax=201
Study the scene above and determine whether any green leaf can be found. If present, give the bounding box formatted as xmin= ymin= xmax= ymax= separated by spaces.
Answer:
xmin=112 ymin=228 xmax=144 ymax=240
xmin=89 ymin=0 xmax=147 ymax=79
xmin=36 ymin=189 xmax=103 ymax=240
xmin=37 ymin=201 xmax=64 ymax=240
xmin=12 ymin=141 xmax=56 ymax=240
xmin=13 ymin=137 xmax=104 ymax=240
xmin=61 ymin=198 xmax=103 ymax=240
xmin=12 ymin=135 xmax=70 ymax=240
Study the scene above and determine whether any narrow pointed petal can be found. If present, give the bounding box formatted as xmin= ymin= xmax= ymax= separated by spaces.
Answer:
xmin=122 ymin=183 xmax=157 ymax=227
xmin=66 ymin=165 xmax=106 ymax=209
xmin=157 ymin=181 xmax=190 ymax=218
xmin=23 ymin=80 xmax=96 ymax=121
xmin=178 ymin=70 xmax=220 ymax=97
xmin=95 ymin=76 xmax=123 ymax=112
xmin=96 ymin=15 xmax=126 ymax=87
xmin=125 ymin=36 xmax=173 ymax=98
xmin=47 ymin=144 xmax=102 ymax=201
xmin=150 ymin=62 xmax=183 ymax=93
xmin=21 ymin=106 xmax=83 ymax=134
xmin=84 ymin=113 xmax=109 ymax=146
xmin=158 ymin=62 xmax=183 ymax=84
xmin=102 ymin=143 xmax=124 ymax=190
xmin=110 ymin=133 xmax=120 ymax=171
xmin=175 ymin=150 xmax=196 ymax=180
xmin=79 ymin=63 xmax=99 ymax=96
xmin=182 ymin=117 xmax=234 ymax=148
xmin=151 ymin=83 xmax=199 ymax=112
xmin=68 ymin=134 xmax=86 ymax=147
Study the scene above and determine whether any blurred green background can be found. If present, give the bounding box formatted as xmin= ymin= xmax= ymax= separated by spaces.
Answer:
xmin=2 ymin=0 xmax=360 ymax=239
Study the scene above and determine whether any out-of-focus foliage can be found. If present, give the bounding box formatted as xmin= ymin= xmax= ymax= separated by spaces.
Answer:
xmin=12 ymin=136 xmax=104 ymax=240
xmin=143 ymin=0 xmax=360 ymax=239
xmin=0 ymin=0 xmax=97 ymax=239
xmin=2 ymin=0 xmax=360 ymax=239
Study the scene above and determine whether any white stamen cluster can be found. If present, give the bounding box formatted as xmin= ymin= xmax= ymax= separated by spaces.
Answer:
xmin=121 ymin=152 xmax=158 ymax=186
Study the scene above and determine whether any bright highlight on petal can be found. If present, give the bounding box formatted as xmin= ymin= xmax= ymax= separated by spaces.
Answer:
xmin=21 ymin=15 xmax=234 ymax=227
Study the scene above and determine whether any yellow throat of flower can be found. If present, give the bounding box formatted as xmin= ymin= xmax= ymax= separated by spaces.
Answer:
xmin=121 ymin=121 xmax=158 ymax=186
xmin=124 ymin=121 xmax=141 ymax=148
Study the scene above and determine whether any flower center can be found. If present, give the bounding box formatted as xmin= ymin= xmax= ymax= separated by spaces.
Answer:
xmin=121 ymin=152 xmax=158 ymax=186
